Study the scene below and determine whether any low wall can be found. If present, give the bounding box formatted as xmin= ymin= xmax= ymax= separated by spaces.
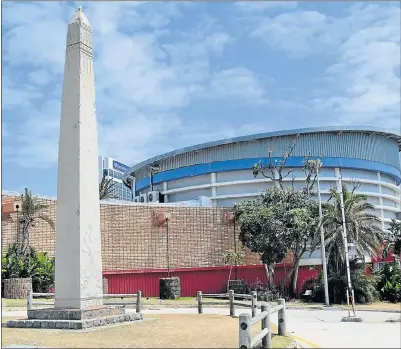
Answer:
xmin=103 ymin=265 xmax=319 ymax=297
xmin=3 ymin=278 xmax=32 ymax=299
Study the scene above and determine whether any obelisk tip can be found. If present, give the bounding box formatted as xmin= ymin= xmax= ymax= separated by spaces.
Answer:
xmin=69 ymin=6 xmax=90 ymax=26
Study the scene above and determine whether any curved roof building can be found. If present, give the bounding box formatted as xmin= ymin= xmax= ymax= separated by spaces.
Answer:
xmin=124 ymin=126 xmax=401 ymax=229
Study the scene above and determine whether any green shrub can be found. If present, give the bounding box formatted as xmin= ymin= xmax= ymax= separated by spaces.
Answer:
xmin=378 ymin=263 xmax=401 ymax=303
xmin=302 ymin=263 xmax=379 ymax=304
xmin=2 ymin=243 xmax=55 ymax=293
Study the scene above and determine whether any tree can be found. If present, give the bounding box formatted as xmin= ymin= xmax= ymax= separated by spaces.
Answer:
xmin=17 ymin=188 xmax=55 ymax=257
xmin=222 ymin=248 xmax=245 ymax=292
xmin=322 ymin=183 xmax=383 ymax=275
xmin=233 ymin=198 xmax=288 ymax=290
xmin=302 ymin=156 xmax=321 ymax=196
xmin=234 ymin=188 xmax=320 ymax=294
xmin=260 ymin=188 xmax=320 ymax=295
xmin=252 ymin=139 xmax=297 ymax=189
xmin=99 ymin=174 xmax=117 ymax=200
xmin=382 ymin=219 xmax=401 ymax=260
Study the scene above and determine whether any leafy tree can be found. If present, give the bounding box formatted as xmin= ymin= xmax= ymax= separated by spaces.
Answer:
xmin=222 ymin=248 xmax=245 ymax=292
xmin=99 ymin=174 xmax=118 ymax=200
xmin=17 ymin=189 xmax=55 ymax=257
xmin=322 ymin=184 xmax=383 ymax=275
xmin=233 ymin=198 xmax=287 ymax=290
xmin=382 ymin=219 xmax=401 ymax=259
xmin=234 ymin=188 xmax=320 ymax=294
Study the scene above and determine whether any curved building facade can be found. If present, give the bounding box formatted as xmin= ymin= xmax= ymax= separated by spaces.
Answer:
xmin=124 ymin=127 xmax=401 ymax=230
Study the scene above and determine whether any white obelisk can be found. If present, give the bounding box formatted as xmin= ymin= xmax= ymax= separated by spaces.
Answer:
xmin=55 ymin=7 xmax=103 ymax=310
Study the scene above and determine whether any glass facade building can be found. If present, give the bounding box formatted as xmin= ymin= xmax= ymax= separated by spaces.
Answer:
xmin=98 ymin=156 xmax=133 ymax=201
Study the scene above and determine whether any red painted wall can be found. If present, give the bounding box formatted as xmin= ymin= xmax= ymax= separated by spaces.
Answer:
xmin=103 ymin=264 xmax=320 ymax=297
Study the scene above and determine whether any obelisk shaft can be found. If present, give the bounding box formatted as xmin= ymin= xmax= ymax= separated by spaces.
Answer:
xmin=55 ymin=8 xmax=103 ymax=310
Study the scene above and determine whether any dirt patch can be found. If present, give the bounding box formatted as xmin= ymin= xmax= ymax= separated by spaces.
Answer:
xmin=2 ymin=314 xmax=292 ymax=348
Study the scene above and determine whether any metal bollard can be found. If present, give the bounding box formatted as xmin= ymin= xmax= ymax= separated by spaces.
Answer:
xmin=136 ymin=290 xmax=142 ymax=313
xmin=278 ymin=298 xmax=286 ymax=336
xmin=229 ymin=290 xmax=235 ymax=317
xmin=197 ymin=291 xmax=203 ymax=314
xmin=251 ymin=291 xmax=257 ymax=318
xmin=239 ymin=313 xmax=251 ymax=349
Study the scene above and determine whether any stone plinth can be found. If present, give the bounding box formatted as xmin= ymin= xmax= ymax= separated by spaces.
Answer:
xmin=3 ymin=278 xmax=32 ymax=299
xmin=159 ymin=277 xmax=181 ymax=299
xmin=7 ymin=306 xmax=143 ymax=330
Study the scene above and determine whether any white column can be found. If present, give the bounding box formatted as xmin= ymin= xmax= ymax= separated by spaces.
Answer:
xmin=211 ymin=173 xmax=217 ymax=206
xmin=334 ymin=168 xmax=341 ymax=187
xmin=55 ymin=7 xmax=103 ymax=310
xmin=377 ymin=172 xmax=385 ymax=230
xmin=163 ymin=182 xmax=168 ymax=203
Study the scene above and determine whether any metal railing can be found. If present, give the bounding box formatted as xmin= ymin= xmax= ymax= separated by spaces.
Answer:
xmin=27 ymin=290 xmax=142 ymax=313
xmin=239 ymin=298 xmax=286 ymax=349
xmin=197 ymin=290 xmax=258 ymax=317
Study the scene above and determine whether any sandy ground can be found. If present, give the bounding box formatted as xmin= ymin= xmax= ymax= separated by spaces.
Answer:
xmin=1 ymin=313 xmax=292 ymax=348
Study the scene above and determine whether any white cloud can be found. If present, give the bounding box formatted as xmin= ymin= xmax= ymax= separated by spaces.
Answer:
xmin=235 ymin=1 xmax=298 ymax=12
xmin=239 ymin=2 xmax=400 ymax=131
xmin=3 ymin=1 xmax=267 ymax=169
xmin=310 ymin=4 xmax=401 ymax=131
xmin=203 ymin=67 xmax=267 ymax=104
xmin=28 ymin=70 xmax=53 ymax=86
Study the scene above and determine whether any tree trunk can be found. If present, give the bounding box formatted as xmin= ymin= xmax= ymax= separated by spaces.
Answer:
xmin=279 ymin=266 xmax=295 ymax=295
xmin=264 ymin=264 xmax=270 ymax=289
xmin=266 ymin=264 xmax=275 ymax=290
xmin=291 ymin=259 xmax=301 ymax=297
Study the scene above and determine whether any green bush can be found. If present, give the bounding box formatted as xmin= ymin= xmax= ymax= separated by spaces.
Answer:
xmin=378 ymin=263 xmax=401 ymax=303
xmin=2 ymin=244 xmax=55 ymax=293
xmin=302 ymin=263 xmax=379 ymax=304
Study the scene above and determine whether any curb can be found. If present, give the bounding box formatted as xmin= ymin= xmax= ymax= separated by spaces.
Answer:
xmin=286 ymin=306 xmax=401 ymax=313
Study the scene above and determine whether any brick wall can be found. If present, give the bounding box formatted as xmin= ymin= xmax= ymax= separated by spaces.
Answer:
xmin=1 ymin=194 xmax=260 ymax=270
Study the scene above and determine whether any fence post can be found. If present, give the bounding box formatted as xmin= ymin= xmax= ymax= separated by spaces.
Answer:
xmin=229 ymin=290 xmax=235 ymax=317
xmin=278 ymin=298 xmax=286 ymax=336
xmin=197 ymin=291 xmax=203 ymax=314
xmin=261 ymin=304 xmax=271 ymax=349
xmin=27 ymin=289 xmax=33 ymax=311
xmin=239 ymin=313 xmax=252 ymax=349
xmin=251 ymin=291 xmax=257 ymax=318
xmin=136 ymin=290 xmax=142 ymax=313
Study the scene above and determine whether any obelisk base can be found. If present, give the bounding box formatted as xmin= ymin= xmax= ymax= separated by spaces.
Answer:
xmin=7 ymin=306 xmax=143 ymax=330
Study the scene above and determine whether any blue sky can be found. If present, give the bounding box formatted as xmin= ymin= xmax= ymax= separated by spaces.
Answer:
xmin=2 ymin=1 xmax=400 ymax=197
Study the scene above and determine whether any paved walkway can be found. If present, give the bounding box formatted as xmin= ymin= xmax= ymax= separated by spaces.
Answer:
xmin=3 ymin=307 xmax=401 ymax=348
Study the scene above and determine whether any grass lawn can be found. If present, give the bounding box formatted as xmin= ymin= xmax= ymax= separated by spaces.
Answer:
xmin=1 ymin=314 xmax=293 ymax=348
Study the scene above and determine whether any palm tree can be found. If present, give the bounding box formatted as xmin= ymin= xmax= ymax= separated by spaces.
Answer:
xmin=99 ymin=174 xmax=117 ymax=200
xmin=322 ymin=183 xmax=383 ymax=275
xmin=18 ymin=188 xmax=55 ymax=257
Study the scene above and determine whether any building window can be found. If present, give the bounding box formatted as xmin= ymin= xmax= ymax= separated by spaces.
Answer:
xmin=103 ymin=169 xmax=108 ymax=176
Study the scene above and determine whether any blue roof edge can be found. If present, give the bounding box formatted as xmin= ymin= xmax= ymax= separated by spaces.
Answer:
xmin=123 ymin=126 xmax=401 ymax=182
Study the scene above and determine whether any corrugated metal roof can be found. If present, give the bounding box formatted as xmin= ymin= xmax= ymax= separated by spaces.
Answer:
xmin=124 ymin=126 xmax=401 ymax=183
